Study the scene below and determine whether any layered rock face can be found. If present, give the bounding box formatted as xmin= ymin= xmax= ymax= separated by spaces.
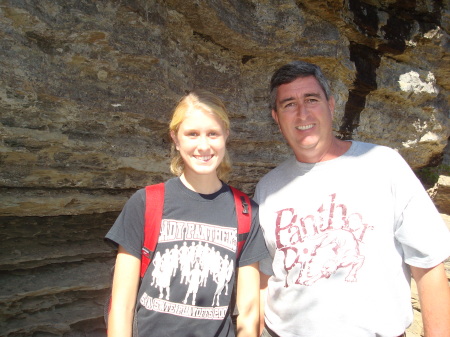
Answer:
xmin=0 ymin=1 xmax=448 ymax=336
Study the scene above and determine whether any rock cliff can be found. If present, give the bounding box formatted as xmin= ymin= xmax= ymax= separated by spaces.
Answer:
xmin=0 ymin=1 xmax=449 ymax=336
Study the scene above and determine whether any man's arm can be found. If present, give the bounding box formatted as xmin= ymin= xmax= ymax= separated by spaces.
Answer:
xmin=236 ymin=262 xmax=260 ymax=337
xmin=108 ymin=245 xmax=141 ymax=337
xmin=259 ymin=271 xmax=270 ymax=336
xmin=410 ymin=263 xmax=450 ymax=337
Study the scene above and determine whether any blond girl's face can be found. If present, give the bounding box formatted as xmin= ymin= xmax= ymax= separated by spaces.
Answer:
xmin=171 ymin=109 xmax=229 ymax=179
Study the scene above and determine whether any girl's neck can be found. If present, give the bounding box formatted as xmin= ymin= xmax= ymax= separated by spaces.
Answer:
xmin=180 ymin=173 xmax=223 ymax=195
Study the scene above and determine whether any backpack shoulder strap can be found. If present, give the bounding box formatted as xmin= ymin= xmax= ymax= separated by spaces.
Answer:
xmin=140 ymin=183 xmax=165 ymax=278
xmin=230 ymin=186 xmax=252 ymax=258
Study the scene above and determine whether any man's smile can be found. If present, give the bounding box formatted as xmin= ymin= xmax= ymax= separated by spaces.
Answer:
xmin=295 ymin=124 xmax=315 ymax=131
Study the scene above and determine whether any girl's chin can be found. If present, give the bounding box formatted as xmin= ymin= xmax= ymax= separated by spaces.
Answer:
xmin=185 ymin=167 xmax=219 ymax=176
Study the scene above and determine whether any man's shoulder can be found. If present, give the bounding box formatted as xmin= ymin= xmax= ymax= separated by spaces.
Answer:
xmin=258 ymin=157 xmax=295 ymax=183
xmin=254 ymin=157 xmax=295 ymax=202
xmin=352 ymin=141 xmax=400 ymax=158
xmin=349 ymin=142 xmax=410 ymax=176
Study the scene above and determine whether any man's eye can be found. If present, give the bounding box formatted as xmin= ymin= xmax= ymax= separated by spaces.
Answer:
xmin=306 ymin=98 xmax=318 ymax=104
xmin=283 ymin=102 xmax=295 ymax=109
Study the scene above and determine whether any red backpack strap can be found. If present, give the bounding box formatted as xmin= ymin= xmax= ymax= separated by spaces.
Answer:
xmin=140 ymin=183 xmax=165 ymax=278
xmin=230 ymin=186 xmax=252 ymax=258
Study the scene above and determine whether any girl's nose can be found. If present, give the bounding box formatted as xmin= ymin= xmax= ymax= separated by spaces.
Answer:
xmin=197 ymin=135 xmax=210 ymax=150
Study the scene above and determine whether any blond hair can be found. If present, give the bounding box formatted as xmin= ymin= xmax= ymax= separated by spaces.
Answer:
xmin=169 ymin=90 xmax=231 ymax=181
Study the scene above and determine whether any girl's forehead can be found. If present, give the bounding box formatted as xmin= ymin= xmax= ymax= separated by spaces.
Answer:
xmin=184 ymin=107 xmax=212 ymax=118
xmin=182 ymin=109 xmax=224 ymax=126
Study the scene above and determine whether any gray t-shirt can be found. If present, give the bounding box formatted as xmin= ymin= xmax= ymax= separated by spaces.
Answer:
xmin=106 ymin=177 xmax=268 ymax=337
xmin=255 ymin=141 xmax=450 ymax=337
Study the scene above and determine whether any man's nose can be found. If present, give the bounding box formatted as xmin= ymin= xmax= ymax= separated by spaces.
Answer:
xmin=296 ymin=104 xmax=309 ymax=118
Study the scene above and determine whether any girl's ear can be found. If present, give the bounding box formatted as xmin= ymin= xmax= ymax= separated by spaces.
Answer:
xmin=170 ymin=130 xmax=179 ymax=150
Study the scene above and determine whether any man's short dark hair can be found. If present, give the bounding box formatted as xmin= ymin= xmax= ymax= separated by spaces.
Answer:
xmin=270 ymin=61 xmax=332 ymax=111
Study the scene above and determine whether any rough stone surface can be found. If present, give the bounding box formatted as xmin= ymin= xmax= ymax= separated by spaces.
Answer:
xmin=0 ymin=0 xmax=449 ymax=336
xmin=434 ymin=175 xmax=450 ymax=214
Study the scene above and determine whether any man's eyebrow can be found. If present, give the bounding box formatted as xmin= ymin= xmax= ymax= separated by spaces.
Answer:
xmin=278 ymin=96 xmax=295 ymax=105
xmin=304 ymin=92 xmax=321 ymax=98
xmin=278 ymin=92 xmax=322 ymax=105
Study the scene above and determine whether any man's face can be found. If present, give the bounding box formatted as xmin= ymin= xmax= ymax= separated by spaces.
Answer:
xmin=272 ymin=76 xmax=335 ymax=163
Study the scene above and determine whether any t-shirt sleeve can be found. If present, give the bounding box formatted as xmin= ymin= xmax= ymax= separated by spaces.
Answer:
xmin=104 ymin=189 xmax=146 ymax=259
xmin=392 ymin=152 xmax=450 ymax=268
xmin=259 ymin=256 xmax=274 ymax=275
xmin=237 ymin=200 xmax=269 ymax=268
xmin=395 ymin=187 xmax=450 ymax=268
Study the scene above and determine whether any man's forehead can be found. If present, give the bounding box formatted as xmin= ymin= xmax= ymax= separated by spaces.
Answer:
xmin=277 ymin=89 xmax=324 ymax=103
xmin=277 ymin=77 xmax=324 ymax=98
xmin=278 ymin=91 xmax=322 ymax=100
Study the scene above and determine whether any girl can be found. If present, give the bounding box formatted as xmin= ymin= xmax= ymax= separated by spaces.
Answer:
xmin=106 ymin=90 xmax=268 ymax=337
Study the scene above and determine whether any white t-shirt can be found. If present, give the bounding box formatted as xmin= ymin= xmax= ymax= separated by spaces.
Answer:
xmin=255 ymin=141 xmax=450 ymax=337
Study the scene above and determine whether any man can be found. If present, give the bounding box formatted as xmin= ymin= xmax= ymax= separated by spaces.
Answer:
xmin=255 ymin=61 xmax=450 ymax=337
